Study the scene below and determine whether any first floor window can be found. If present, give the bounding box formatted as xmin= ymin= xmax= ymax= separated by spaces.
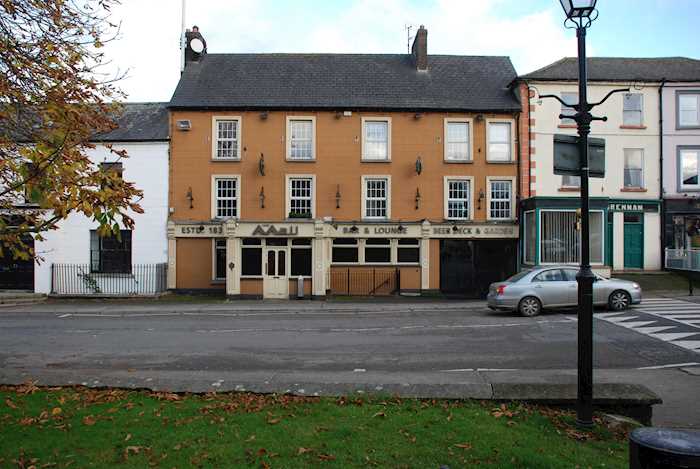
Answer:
xmin=489 ymin=180 xmax=512 ymax=219
xmin=445 ymin=121 xmax=470 ymax=161
xmin=288 ymin=119 xmax=314 ymax=160
xmin=365 ymin=238 xmax=391 ymax=263
xmin=241 ymin=238 xmax=262 ymax=276
xmin=523 ymin=211 xmax=535 ymax=264
xmin=364 ymin=178 xmax=388 ymax=219
xmin=624 ymin=149 xmax=644 ymax=188
xmin=562 ymin=174 xmax=581 ymax=188
xmin=90 ymin=230 xmax=131 ymax=273
xmin=291 ymin=238 xmax=312 ymax=276
xmin=680 ymin=148 xmax=700 ymax=191
xmin=214 ymin=177 xmax=238 ymax=218
xmin=540 ymin=210 xmax=603 ymax=264
xmin=332 ymin=238 xmax=358 ymax=263
xmin=678 ymin=92 xmax=700 ymax=128
xmin=363 ymin=120 xmax=389 ymax=160
xmin=487 ymin=122 xmax=512 ymax=161
xmin=289 ymin=177 xmax=313 ymax=218
xmin=446 ymin=179 xmax=470 ymax=220
xmin=623 ymin=93 xmax=643 ymax=126
xmin=214 ymin=239 xmax=226 ymax=280
xmin=560 ymin=92 xmax=578 ymax=125
xmin=397 ymin=238 xmax=420 ymax=264
xmin=214 ymin=119 xmax=239 ymax=159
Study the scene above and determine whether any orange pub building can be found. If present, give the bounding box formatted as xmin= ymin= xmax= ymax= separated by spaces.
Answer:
xmin=167 ymin=26 xmax=529 ymax=299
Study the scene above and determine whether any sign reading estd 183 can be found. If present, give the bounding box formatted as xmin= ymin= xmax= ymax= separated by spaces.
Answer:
xmin=553 ymin=134 xmax=605 ymax=178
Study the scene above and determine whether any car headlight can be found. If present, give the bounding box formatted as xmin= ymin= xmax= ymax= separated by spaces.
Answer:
xmin=632 ymin=283 xmax=641 ymax=289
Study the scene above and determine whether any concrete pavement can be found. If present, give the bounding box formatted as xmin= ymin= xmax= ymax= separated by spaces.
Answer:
xmin=0 ymin=298 xmax=698 ymax=427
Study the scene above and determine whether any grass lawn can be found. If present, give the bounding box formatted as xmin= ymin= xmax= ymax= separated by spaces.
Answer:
xmin=0 ymin=384 xmax=632 ymax=468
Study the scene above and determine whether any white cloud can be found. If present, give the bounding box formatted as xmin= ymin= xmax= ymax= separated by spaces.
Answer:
xmin=101 ymin=0 xmax=579 ymax=102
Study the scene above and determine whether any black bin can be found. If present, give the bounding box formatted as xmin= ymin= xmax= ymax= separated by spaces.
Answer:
xmin=629 ymin=427 xmax=700 ymax=468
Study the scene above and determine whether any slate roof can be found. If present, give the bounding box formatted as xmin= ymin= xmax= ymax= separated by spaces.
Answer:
xmin=521 ymin=57 xmax=700 ymax=83
xmin=169 ymin=53 xmax=521 ymax=112
xmin=94 ymin=102 xmax=169 ymax=142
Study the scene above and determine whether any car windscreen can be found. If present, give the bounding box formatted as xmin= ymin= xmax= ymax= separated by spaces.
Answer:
xmin=505 ymin=270 xmax=531 ymax=283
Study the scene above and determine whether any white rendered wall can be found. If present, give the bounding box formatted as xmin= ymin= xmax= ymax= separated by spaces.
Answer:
xmin=644 ymin=212 xmax=661 ymax=270
xmin=613 ymin=212 xmax=624 ymax=271
xmin=34 ymin=142 xmax=169 ymax=294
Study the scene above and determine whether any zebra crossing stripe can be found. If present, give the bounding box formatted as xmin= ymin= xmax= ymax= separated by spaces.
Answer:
xmin=653 ymin=332 xmax=699 ymax=341
xmin=672 ymin=341 xmax=700 ymax=351
xmin=614 ymin=320 xmax=657 ymax=328
xmin=604 ymin=316 xmax=640 ymax=323
xmin=634 ymin=326 xmax=675 ymax=334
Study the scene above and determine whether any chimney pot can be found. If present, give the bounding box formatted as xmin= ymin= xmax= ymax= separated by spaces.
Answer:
xmin=411 ymin=25 xmax=428 ymax=71
xmin=185 ymin=25 xmax=207 ymax=66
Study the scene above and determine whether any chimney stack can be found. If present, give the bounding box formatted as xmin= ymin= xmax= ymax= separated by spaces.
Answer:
xmin=184 ymin=25 xmax=207 ymax=66
xmin=411 ymin=25 xmax=428 ymax=71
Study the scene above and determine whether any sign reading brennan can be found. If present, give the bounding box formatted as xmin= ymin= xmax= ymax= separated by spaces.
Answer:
xmin=608 ymin=203 xmax=658 ymax=213
xmin=252 ymin=224 xmax=299 ymax=236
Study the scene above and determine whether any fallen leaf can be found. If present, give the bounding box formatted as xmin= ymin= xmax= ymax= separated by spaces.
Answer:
xmin=82 ymin=415 xmax=96 ymax=426
xmin=372 ymin=411 xmax=386 ymax=418
xmin=245 ymin=435 xmax=256 ymax=442
xmin=124 ymin=446 xmax=142 ymax=459
xmin=297 ymin=447 xmax=313 ymax=455
xmin=455 ymin=443 xmax=473 ymax=450
xmin=318 ymin=453 xmax=335 ymax=461
xmin=5 ymin=399 xmax=17 ymax=409
xmin=51 ymin=407 xmax=62 ymax=416
xmin=125 ymin=434 xmax=132 ymax=442
xmin=492 ymin=411 xmax=504 ymax=418
xmin=267 ymin=418 xmax=281 ymax=425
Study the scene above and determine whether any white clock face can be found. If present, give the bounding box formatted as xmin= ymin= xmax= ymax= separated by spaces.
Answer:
xmin=189 ymin=37 xmax=204 ymax=53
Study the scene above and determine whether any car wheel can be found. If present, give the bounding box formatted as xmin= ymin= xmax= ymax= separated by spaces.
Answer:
xmin=608 ymin=290 xmax=631 ymax=311
xmin=518 ymin=296 xmax=542 ymax=317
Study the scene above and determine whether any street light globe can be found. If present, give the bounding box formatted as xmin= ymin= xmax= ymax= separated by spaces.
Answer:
xmin=559 ymin=0 xmax=597 ymax=18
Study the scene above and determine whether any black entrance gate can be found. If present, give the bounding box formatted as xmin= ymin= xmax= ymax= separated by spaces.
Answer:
xmin=440 ymin=239 xmax=517 ymax=298
xmin=0 ymin=238 xmax=35 ymax=290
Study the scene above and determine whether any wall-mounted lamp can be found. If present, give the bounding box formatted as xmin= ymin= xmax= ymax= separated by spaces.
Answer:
xmin=415 ymin=188 xmax=421 ymax=210
xmin=452 ymin=224 xmax=460 ymax=233
xmin=186 ymin=187 xmax=194 ymax=209
xmin=335 ymin=111 xmax=343 ymax=119
xmin=350 ymin=225 xmax=359 ymax=233
xmin=258 ymin=153 xmax=265 ymax=176
xmin=414 ymin=112 xmax=423 ymax=120
xmin=335 ymin=184 xmax=341 ymax=209
xmin=477 ymin=188 xmax=485 ymax=210
xmin=475 ymin=114 xmax=484 ymax=122
xmin=260 ymin=111 xmax=268 ymax=120
xmin=415 ymin=155 xmax=423 ymax=175
xmin=259 ymin=186 xmax=265 ymax=208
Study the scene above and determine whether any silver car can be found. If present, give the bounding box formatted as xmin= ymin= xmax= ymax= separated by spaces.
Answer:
xmin=487 ymin=265 xmax=642 ymax=317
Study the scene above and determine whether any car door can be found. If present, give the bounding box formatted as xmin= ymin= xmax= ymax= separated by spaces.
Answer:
xmin=592 ymin=274 xmax=610 ymax=305
xmin=531 ymin=269 xmax=569 ymax=307
xmin=560 ymin=268 xmax=580 ymax=305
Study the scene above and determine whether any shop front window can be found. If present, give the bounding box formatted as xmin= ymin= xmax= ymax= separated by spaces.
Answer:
xmin=673 ymin=216 xmax=700 ymax=249
xmin=539 ymin=210 xmax=603 ymax=264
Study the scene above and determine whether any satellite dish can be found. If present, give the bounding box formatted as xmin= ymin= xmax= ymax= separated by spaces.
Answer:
xmin=189 ymin=37 xmax=204 ymax=53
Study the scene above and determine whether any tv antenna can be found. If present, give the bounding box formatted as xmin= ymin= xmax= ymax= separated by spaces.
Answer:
xmin=405 ymin=24 xmax=416 ymax=53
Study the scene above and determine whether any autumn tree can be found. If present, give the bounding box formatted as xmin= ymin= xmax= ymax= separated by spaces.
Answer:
xmin=0 ymin=0 xmax=143 ymax=261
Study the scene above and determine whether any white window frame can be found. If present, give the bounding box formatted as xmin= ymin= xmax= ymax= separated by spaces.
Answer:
xmin=443 ymin=176 xmax=474 ymax=221
xmin=361 ymin=175 xmax=391 ymax=220
xmin=679 ymin=147 xmax=700 ymax=192
xmin=560 ymin=92 xmax=578 ymax=125
xmin=286 ymin=116 xmax=316 ymax=161
xmin=523 ymin=210 xmax=536 ymax=264
xmin=361 ymin=117 xmax=392 ymax=161
xmin=623 ymin=148 xmax=644 ymax=188
xmin=486 ymin=176 xmax=515 ymax=220
xmin=443 ymin=118 xmax=473 ymax=162
xmin=211 ymin=116 xmax=242 ymax=160
xmin=285 ymin=174 xmax=316 ymax=219
xmin=538 ymin=209 xmax=604 ymax=265
xmin=485 ymin=119 xmax=515 ymax=162
xmin=211 ymin=174 xmax=241 ymax=219
xmin=622 ymin=93 xmax=644 ymax=127
xmin=212 ymin=238 xmax=227 ymax=281
xmin=561 ymin=174 xmax=581 ymax=189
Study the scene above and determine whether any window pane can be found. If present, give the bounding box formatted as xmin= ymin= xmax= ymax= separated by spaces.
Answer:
xmin=489 ymin=180 xmax=511 ymax=219
xmin=215 ymin=240 xmax=227 ymax=280
xmin=289 ymin=177 xmax=312 ymax=217
xmin=562 ymin=175 xmax=580 ymax=187
xmin=624 ymin=149 xmax=644 ymax=187
xmin=216 ymin=178 xmax=237 ymax=218
xmin=681 ymin=151 xmax=700 ymax=187
xmin=366 ymin=238 xmax=390 ymax=245
xmin=365 ymin=178 xmax=388 ymax=218
xmin=488 ymin=123 xmax=511 ymax=161
xmin=332 ymin=247 xmax=358 ymax=263
xmin=447 ymin=179 xmax=469 ymax=219
xmin=289 ymin=120 xmax=313 ymax=160
xmin=291 ymin=248 xmax=312 ymax=276
xmin=679 ymin=94 xmax=700 ymax=126
xmin=446 ymin=122 xmax=470 ymax=160
xmin=91 ymin=230 xmax=132 ymax=273
xmin=398 ymin=238 xmax=419 ymax=245
xmin=524 ymin=212 xmax=536 ymax=264
xmin=560 ymin=92 xmax=578 ymax=124
xmin=397 ymin=247 xmax=419 ymax=263
xmin=266 ymin=251 xmax=276 ymax=276
xmin=590 ymin=212 xmax=603 ymax=264
xmin=333 ymin=238 xmax=357 ymax=245
xmin=540 ymin=211 xmax=603 ymax=264
xmin=216 ymin=120 xmax=238 ymax=159
xmin=241 ymin=248 xmax=262 ymax=276
xmin=623 ymin=95 xmax=642 ymax=126
xmin=533 ymin=270 xmax=564 ymax=282
xmin=364 ymin=121 xmax=388 ymax=159
xmin=277 ymin=250 xmax=286 ymax=276
xmin=365 ymin=247 xmax=391 ymax=263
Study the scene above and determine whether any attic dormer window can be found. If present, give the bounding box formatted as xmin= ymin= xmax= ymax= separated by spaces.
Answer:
xmin=212 ymin=117 xmax=241 ymax=160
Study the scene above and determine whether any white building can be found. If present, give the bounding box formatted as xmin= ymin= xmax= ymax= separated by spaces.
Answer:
xmin=521 ymin=58 xmax=672 ymax=273
xmin=33 ymin=103 xmax=170 ymax=295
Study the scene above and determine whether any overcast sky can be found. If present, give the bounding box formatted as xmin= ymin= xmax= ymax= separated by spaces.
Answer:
xmin=102 ymin=0 xmax=700 ymax=102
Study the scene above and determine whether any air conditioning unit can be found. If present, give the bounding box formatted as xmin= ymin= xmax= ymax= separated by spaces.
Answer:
xmin=176 ymin=119 xmax=192 ymax=131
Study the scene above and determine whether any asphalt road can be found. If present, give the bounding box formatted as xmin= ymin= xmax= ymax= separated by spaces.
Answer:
xmin=1 ymin=298 xmax=698 ymax=426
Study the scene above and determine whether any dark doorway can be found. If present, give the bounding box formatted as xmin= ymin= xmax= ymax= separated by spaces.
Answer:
xmin=440 ymin=239 xmax=517 ymax=298
xmin=0 ymin=237 xmax=35 ymax=290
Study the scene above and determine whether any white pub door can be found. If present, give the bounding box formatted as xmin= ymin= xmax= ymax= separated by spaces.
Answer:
xmin=263 ymin=248 xmax=289 ymax=299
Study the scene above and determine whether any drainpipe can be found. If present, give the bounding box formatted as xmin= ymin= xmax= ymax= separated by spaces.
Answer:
xmin=659 ymin=78 xmax=666 ymax=269
xmin=516 ymin=109 xmax=522 ymax=270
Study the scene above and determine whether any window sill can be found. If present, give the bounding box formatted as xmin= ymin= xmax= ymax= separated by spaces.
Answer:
xmin=677 ymin=125 xmax=700 ymax=130
xmin=620 ymin=125 xmax=647 ymax=130
xmin=487 ymin=218 xmax=515 ymax=222
xmin=443 ymin=159 xmax=473 ymax=164
xmin=211 ymin=158 xmax=241 ymax=162
xmin=621 ymin=187 xmax=647 ymax=192
xmin=241 ymin=276 xmax=263 ymax=279
xmin=285 ymin=158 xmax=316 ymax=163
xmin=361 ymin=159 xmax=391 ymax=163
xmin=89 ymin=272 xmax=134 ymax=277
xmin=558 ymin=187 xmax=580 ymax=192
xmin=211 ymin=280 xmax=225 ymax=285
xmin=558 ymin=124 xmax=577 ymax=129
xmin=485 ymin=160 xmax=516 ymax=164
